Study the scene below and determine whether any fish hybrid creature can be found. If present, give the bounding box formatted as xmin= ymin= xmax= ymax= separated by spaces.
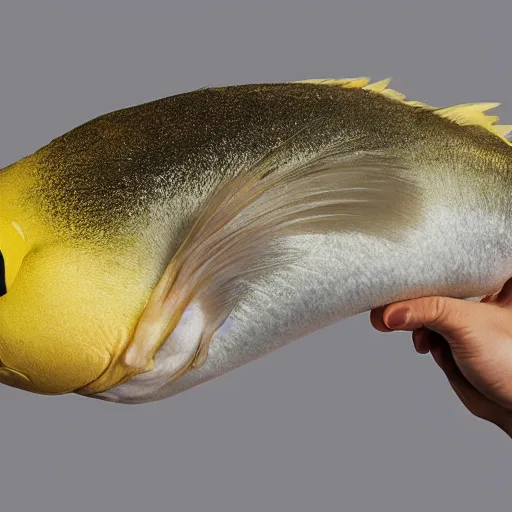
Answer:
xmin=1 ymin=77 xmax=512 ymax=404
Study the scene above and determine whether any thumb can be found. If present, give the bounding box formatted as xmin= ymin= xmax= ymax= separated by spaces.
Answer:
xmin=379 ymin=296 xmax=482 ymax=340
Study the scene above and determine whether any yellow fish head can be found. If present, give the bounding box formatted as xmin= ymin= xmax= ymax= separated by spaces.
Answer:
xmin=0 ymin=156 xmax=153 ymax=396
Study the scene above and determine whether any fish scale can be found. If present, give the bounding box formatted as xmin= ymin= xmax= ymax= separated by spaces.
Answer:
xmin=104 ymin=206 xmax=512 ymax=403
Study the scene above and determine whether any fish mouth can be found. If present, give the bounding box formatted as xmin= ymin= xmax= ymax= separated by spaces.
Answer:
xmin=0 ymin=366 xmax=32 ymax=390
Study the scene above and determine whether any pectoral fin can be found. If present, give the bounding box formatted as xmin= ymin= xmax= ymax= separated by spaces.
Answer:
xmin=123 ymin=122 xmax=423 ymax=373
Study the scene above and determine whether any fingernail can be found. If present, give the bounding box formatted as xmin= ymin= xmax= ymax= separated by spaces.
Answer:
xmin=386 ymin=307 xmax=410 ymax=329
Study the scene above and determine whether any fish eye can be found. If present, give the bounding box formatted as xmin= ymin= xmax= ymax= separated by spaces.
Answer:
xmin=0 ymin=250 xmax=6 ymax=296
xmin=0 ymin=219 xmax=29 ymax=294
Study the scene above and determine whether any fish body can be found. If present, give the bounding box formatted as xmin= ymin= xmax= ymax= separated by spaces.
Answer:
xmin=1 ymin=78 xmax=512 ymax=403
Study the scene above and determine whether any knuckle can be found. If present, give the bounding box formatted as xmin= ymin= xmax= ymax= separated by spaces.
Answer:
xmin=429 ymin=296 xmax=448 ymax=325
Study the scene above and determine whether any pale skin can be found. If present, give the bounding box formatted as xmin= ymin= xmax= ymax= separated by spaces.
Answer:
xmin=370 ymin=277 xmax=512 ymax=439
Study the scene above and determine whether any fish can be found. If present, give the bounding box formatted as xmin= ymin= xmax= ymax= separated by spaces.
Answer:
xmin=1 ymin=76 xmax=512 ymax=404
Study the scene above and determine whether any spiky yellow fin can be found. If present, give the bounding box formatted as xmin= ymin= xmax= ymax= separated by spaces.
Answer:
xmin=293 ymin=77 xmax=512 ymax=145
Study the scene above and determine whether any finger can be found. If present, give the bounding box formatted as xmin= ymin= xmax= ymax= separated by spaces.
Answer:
xmin=429 ymin=335 xmax=467 ymax=384
xmin=428 ymin=336 xmax=490 ymax=410
xmin=381 ymin=296 xmax=480 ymax=338
xmin=412 ymin=328 xmax=432 ymax=354
xmin=429 ymin=337 xmax=476 ymax=396
xmin=370 ymin=306 xmax=392 ymax=332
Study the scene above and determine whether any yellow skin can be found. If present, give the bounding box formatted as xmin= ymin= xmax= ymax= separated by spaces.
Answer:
xmin=0 ymin=157 xmax=150 ymax=394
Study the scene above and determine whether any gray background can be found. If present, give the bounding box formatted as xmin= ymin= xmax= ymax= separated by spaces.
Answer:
xmin=1 ymin=1 xmax=511 ymax=511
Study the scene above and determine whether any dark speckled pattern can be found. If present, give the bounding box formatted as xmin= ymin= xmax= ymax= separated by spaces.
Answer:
xmin=30 ymin=82 xmax=512 ymax=248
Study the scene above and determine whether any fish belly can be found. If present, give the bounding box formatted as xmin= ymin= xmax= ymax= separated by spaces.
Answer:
xmin=99 ymin=204 xmax=512 ymax=403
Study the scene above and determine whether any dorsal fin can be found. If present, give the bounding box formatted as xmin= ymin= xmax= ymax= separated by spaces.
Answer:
xmin=495 ymin=124 xmax=512 ymax=141
xmin=293 ymin=77 xmax=512 ymax=146
xmin=297 ymin=77 xmax=372 ymax=88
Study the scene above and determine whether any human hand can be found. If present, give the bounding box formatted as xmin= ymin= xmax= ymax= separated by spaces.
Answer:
xmin=370 ymin=279 xmax=512 ymax=438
